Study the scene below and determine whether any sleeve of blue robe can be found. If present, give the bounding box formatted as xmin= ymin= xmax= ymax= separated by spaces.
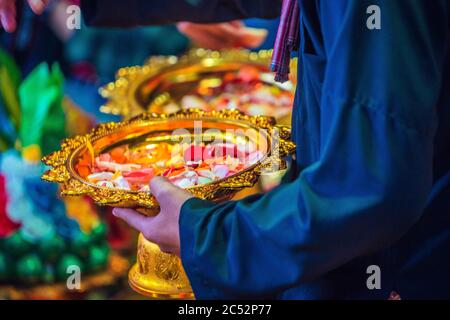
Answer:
xmin=179 ymin=0 xmax=449 ymax=298
xmin=80 ymin=0 xmax=281 ymax=27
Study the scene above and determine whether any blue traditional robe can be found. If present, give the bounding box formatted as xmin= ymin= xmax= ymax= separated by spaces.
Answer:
xmin=81 ymin=0 xmax=450 ymax=299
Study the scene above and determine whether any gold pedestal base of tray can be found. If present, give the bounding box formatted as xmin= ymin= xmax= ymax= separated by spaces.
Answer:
xmin=128 ymin=234 xmax=194 ymax=300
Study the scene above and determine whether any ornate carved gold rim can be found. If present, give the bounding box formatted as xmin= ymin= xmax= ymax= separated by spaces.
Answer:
xmin=41 ymin=109 xmax=296 ymax=211
xmin=99 ymin=48 xmax=297 ymax=119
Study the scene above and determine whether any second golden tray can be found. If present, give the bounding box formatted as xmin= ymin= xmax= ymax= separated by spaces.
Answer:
xmin=100 ymin=49 xmax=297 ymax=125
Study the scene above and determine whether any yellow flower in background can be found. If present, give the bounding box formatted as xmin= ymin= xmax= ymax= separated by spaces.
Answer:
xmin=22 ymin=144 xmax=42 ymax=163
xmin=64 ymin=196 xmax=100 ymax=233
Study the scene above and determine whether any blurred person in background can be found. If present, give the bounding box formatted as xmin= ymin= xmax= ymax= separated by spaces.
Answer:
xmin=1 ymin=0 xmax=271 ymax=122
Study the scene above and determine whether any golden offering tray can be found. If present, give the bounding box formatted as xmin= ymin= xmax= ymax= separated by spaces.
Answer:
xmin=99 ymin=49 xmax=297 ymax=125
xmin=41 ymin=109 xmax=296 ymax=299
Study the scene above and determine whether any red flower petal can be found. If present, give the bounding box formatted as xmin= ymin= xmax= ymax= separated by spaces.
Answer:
xmin=0 ymin=175 xmax=21 ymax=238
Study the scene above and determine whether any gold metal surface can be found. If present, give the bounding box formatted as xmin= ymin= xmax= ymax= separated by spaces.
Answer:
xmin=41 ymin=108 xmax=296 ymax=299
xmin=128 ymin=234 xmax=194 ymax=299
xmin=99 ymin=49 xmax=297 ymax=125
xmin=42 ymin=109 xmax=295 ymax=212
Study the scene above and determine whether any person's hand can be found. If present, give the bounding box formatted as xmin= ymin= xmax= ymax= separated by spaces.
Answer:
xmin=0 ymin=0 xmax=49 ymax=32
xmin=112 ymin=176 xmax=194 ymax=257
xmin=177 ymin=21 xmax=268 ymax=50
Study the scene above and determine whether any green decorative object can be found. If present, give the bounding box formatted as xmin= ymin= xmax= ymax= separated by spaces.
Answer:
xmin=42 ymin=264 xmax=56 ymax=284
xmin=0 ymin=57 xmax=115 ymax=288
xmin=18 ymin=62 xmax=66 ymax=156
xmin=38 ymin=235 xmax=66 ymax=263
xmin=0 ymin=252 xmax=14 ymax=280
xmin=3 ymin=232 xmax=33 ymax=257
xmin=86 ymin=244 xmax=110 ymax=272
xmin=16 ymin=254 xmax=44 ymax=284
xmin=90 ymin=222 xmax=107 ymax=244
xmin=69 ymin=232 xmax=91 ymax=258
xmin=56 ymin=254 xmax=83 ymax=281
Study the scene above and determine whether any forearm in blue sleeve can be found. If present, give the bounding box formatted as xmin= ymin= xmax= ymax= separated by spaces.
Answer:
xmin=179 ymin=0 xmax=449 ymax=299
